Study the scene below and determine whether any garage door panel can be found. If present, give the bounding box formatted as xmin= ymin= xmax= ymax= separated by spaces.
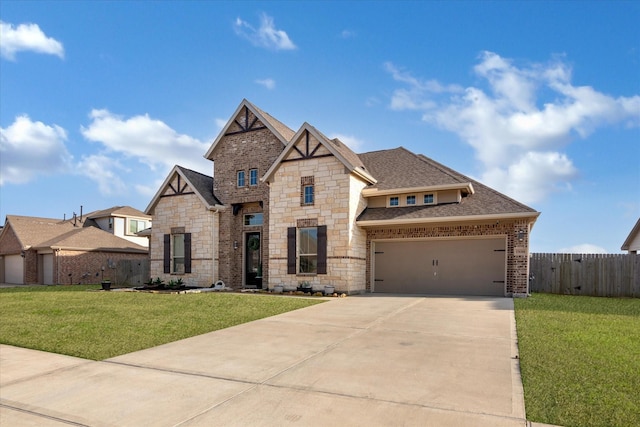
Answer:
xmin=374 ymin=239 xmax=505 ymax=296
xmin=5 ymin=255 xmax=24 ymax=284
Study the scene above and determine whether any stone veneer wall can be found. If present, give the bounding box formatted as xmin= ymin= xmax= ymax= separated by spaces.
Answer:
xmin=269 ymin=154 xmax=369 ymax=294
xmin=365 ymin=219 xmax=532 ymax=295
xmin=209 ymin=121 xmax=285 ymax=288
xmin=150 ymin=177 xmax=219 ymax=287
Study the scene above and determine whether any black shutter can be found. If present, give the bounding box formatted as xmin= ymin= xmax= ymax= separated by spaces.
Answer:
xmin=163 ymin=234 xmax=170 ymax=273
xmin=317 ymin=225 xmax=327 ymax=274
xmin=287 ymin=227 xmax=296 ymax=274
xmin=184 ymin=233 xmax=192 ymax=273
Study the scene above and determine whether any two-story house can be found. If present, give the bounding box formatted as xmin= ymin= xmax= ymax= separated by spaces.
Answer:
xmin=145 ymin=99 xmax=540 ymax=296
xmin=0 ymin=206 xmax=149 ymax=285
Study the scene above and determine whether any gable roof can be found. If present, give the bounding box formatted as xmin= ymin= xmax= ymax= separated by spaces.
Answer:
xmin=356 ymin=147 xmax=539 ymax=224
xmin=2 ymin=215 xmax=74 ymax=250
xmin=621 ymin=217 xmax=640 ymax=252
xmin=34 ymin=226 xmax=148 ymax=253
xmin=145 ymin=165 xmax=223 ymax=214
xmin=263 ymin=122 xmax=377 ymax=185
xmin=86 ymin=206 xmax=151 ymax=220
xmin=204 ymin=99 xmax=295 ymax=160
xmin=2 ymin=215 xmax=147 ymax=253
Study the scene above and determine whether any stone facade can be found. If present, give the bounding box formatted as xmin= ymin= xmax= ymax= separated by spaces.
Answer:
xmin=54 ymin=250 xmax=148 ymax=285
xmin=149 ymin=174 xmax=219 ymax=287
xmin=268 ymin=141 xmax=369 ymax=294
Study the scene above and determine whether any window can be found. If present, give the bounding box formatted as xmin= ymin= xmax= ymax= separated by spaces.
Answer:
xmin=237 ymin=170 xmax=245 ymax=187
xmin=172 ymin=234 xmax=185 ymax=274
xmin=406 ymin=195 xmax=416 ymax=205
xmin=298 ymin=228 xmax=318 ymax=274
xmin=424 ymin=194 xmax=434 ymax=204
xmin=287 ymin=225 xmax=327 ymax=275
xmin=304 ymin=185 xmax=314 ymax=205
xmin=244 ymin=213 xmax=263 ymax=226
xmin=249 ymin=168 xmax=258 ymax=186
xmin=108 ymin=218 xmax=113 ymax=229
xmin=389 ymin=196 xmax=399 ymax=207
xmin=301 ymin=176 xmax=315 ymax=206
xmin=128 ymin=219 xmax=146 ymax=234
xmin=163 ymin=231 xmax=191 ymax=274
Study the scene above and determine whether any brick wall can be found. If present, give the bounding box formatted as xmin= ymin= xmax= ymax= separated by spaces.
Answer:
xmin=208 ymin=111 xmax=285 ymax=288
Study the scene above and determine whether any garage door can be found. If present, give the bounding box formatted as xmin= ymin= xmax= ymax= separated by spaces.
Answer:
xmin=4 ymin=254 xmax=24 ymax=284
xmin=373 ymin=238 xmax=506 ymax=296
xmin=43 ymin=254 xmax=54 ymax=285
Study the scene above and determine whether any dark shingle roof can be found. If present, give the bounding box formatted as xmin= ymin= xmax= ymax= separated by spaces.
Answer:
xmin=176 ymin=166 xmax=222 ymax=207
xmin=356 ymin=147 xmax=537 ymax=221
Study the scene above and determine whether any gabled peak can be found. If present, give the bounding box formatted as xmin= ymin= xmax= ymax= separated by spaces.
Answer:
xmin=204 ymin=99 xmax=295 ymax=159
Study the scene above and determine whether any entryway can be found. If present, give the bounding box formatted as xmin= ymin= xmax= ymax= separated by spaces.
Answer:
xmin=244 ymin=232 xmax=262 ymax=288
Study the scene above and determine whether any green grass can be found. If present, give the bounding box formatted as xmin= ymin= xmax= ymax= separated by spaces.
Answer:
xmin=0 ymin=285 xmax=323 ymax=360
xmin=514 ymin=293 xmax=640 ymax=427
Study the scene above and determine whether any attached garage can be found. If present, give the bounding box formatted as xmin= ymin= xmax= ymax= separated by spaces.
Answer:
xmin=373 ymin=237 xmax=506 ymax=296
xmin=4 ymin=254 xmax=24 ymax=284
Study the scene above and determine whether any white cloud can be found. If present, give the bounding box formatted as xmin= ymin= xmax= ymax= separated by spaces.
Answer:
xmin=76 ymin=154 xmax=127 ymax=196
xmin=80 ymin=109 xmax=211 ymax=175
xmin=340 ymin=29 xmax=356 ymax=39
xmin=215 ymin=118 xmax=228 ymax=129
xmin=557 ymin=244 xmax=608 ymax=254
xmin=330 ymin=133 xmax=365 ymax=152
xmin=0 ymin=21 xmax=64 ymax=60
xmin=234 ymin=13 xmax=296 ymax=51
xmin=386 ymin=52 xmax=640 ymax=204
xmin=0 ymin=115 xmax=72 ymax=185
xmin=255 ymin=78 xmax=276 ymax=90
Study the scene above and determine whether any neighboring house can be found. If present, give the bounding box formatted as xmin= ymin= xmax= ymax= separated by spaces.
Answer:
xmin=621 ymin=218 xmax=640 ymax=254
xmin=146 ymin=99 xmax=540 ymax=296
xmin=0 ymin=214 xmax=148 ymax=285
xmin=70 ymin=206 xmax=152 ymax=248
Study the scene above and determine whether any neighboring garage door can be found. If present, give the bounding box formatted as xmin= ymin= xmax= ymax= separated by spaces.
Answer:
xmin=4 ymin=254 xmax=24 ymax=284
xmin=374 ymin=238 xmax=506 ymax=296
xmin=42 ymin=254 xmax=54 ymax=285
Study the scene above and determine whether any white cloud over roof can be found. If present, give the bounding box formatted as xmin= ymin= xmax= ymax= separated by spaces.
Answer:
xmin=386 ymin=51 xmax=640 ymax=204
xmin=0 ymin=21 xmax=64 ymax=60
xmin=234 ymin=13 xmax=296 ymax=51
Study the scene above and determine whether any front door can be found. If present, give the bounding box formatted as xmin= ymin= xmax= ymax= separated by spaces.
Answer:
xmin=245 ymin=232 xmax=262 ymax=288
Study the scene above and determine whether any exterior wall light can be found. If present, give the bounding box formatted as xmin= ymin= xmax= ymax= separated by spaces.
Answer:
xmin=517 ymin=229 xmax=526 ymax=242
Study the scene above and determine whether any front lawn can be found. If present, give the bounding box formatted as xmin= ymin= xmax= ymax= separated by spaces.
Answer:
xmin=0 ymin=285 xmax=323 ymax=360
xmin=514 ymin=293 xmax=640 ymax=427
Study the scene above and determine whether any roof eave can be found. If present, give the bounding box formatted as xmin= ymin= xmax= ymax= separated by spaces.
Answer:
xmin=356 ymin=211 xmax=540 ymax=227
xmin=362 ymin=182 xmax=474 ymax=197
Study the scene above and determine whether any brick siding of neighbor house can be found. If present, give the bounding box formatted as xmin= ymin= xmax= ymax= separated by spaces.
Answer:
xmin=0 ymin=224 xmax=22 ymax=255
xmin=364 ymin=218 xmax=532 ymax=295
xmin=210 ymin=115 xmax=285 ymax=288
xmin=54 ymin=250 xmax=148 ymax=285
xmin=149 ymin=175 xmax=219 ymax=287
xmin=268 ymin=142 xmax=370 ymax=294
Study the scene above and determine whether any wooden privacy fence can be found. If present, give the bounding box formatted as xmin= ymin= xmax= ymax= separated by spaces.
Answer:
xmin=530 ymin=253 xmax=640 ymax=297
xmin=113 ymin=259 xmax=150 ymax=287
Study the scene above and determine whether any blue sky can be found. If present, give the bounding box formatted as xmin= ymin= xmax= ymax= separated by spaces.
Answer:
xmin=1 ymin=1 xmax=639 ymax=253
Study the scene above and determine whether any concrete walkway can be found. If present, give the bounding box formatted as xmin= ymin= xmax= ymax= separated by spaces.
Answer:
xmin=1 ymin=295 xmax=530 ymax=426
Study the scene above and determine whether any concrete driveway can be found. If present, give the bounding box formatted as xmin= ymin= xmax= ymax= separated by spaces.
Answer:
xmin=1 ymin=295 xmax=527 ymax=426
